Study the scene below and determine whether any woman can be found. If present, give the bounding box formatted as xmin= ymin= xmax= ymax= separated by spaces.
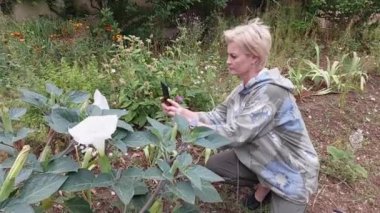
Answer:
xmin=162 ymin=18 xmax=319 ymax=213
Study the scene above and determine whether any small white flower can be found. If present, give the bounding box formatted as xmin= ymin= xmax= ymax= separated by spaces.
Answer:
xmin=111 ymin=69 xmax=116 ymax=73
xmin=108 ymin=152 xmax=113 ymax=157
xmin=69 ymin=115 xmax=118 ymax=156
xmin=93 ymin=90 xmax=110 ymax=109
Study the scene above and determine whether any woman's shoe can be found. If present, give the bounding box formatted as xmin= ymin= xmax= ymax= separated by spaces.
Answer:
xmin=243 ymin=192 xmax=271 ymax=210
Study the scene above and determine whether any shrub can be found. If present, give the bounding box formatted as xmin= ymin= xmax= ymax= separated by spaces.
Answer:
xmin=322 ymin=145 xmax=368 ymax=183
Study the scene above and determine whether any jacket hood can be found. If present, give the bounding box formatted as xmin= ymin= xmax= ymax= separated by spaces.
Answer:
xmin=239 ymin=68 xmax=294 ymax=96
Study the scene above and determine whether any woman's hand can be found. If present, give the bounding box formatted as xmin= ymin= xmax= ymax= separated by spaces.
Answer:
xmin=161 ymin=99 xmax=182 ymax=117
xmin=161 ymin=99 xmax=199 ymax=121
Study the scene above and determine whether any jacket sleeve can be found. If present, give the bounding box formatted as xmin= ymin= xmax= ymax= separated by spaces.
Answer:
xmin=210 ymin=86 xmax=283 ymax=144
xmin=198 ymin=86 xmax=239 ymax=125
xmin=198 ymin=101 xmax=227 ymax=125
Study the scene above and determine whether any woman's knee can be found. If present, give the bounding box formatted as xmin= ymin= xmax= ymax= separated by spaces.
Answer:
xmin=205 ymin=154 xmax=219 ymax=173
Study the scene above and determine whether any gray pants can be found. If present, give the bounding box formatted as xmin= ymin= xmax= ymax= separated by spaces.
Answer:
xmin=206 ymin=150 xmax=307 ymax=213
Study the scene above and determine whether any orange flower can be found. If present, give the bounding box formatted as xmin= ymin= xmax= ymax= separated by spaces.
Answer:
xmin=10 ymin=32 xmax=22 ymax=38
xmin=104 ymin=24 xmax=113 ymax=32
xmin=112 ymin=34 xmax=123 ymax=42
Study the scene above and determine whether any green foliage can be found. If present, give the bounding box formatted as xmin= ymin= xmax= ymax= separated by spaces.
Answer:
xmin=107 ymin=32 xmax=221 ymax=127
xmin=362 ymin=24 xmax=380 ymax=73
xmin=109 ymin=0 xmax=227 ymax=38
xmin=0 ymin=16 xmax=115 ymax=90
xmin=0 ymin=85 xmax=229 ymax=212
xmin=309 ymin=0 xmax=379 ymax=19
xmin=323 ymin=145 xmax=368 ymax=183
xmin=287 ymin=44 xmax=367 ymax=96
xmin=0 ymin=106 xmax=31 ymax=155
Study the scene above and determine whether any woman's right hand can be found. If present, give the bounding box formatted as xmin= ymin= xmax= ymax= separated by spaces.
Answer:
xmin=161 ymin=99 xmax=181 ymax=117
xmin=161 ymin=99 xmax=199 ymax=122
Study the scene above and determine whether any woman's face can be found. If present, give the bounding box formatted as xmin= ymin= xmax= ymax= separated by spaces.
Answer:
xmin=226 ymin=41 xmax=258 ymax=80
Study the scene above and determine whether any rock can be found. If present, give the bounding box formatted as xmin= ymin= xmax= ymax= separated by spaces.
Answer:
xmin=349 ymin=129 xmax=364 ymax=150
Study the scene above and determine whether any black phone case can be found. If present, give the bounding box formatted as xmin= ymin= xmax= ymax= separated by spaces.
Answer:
xmin=161 ymin=82 xmax=170 ymax=100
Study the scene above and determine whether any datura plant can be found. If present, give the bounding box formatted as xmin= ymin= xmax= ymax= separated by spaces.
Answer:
xmin=0 ymin=83 xmax=230 ymax=212
xmin=69 ymin=90 xmax=119 ymax=173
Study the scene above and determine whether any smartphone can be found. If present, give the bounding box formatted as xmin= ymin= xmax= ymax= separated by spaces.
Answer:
xmin=161 ymin=82 xmax=171 ymax=105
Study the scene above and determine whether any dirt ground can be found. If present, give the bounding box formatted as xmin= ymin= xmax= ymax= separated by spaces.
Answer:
xmin=302 ymin=74 xmax=380 ymax=213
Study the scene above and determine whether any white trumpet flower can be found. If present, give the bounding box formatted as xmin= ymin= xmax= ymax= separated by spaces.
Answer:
xmin=93 ymin=89 xmax=110 ymax=110
xmin=68 ymin=115 xmax=118 ymax=156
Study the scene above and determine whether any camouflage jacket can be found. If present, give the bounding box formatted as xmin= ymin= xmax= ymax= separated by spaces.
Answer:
xmin=199 ymin=68 xmax=320 ymax=204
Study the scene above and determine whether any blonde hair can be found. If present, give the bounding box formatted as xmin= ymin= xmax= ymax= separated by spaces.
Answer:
xmin=224 ymin=18 xmax=272 ymax=68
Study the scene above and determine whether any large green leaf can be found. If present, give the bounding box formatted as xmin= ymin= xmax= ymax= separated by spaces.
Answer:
xmin=173 ymin=203 xmax=199 ymax=213
xmin=133 ymin=181 xmax=148 ymax=195
xmin=46 ymin=157 xmax=79 ymax=174
xmin=157 ymin=159 xmax=173 ymax=181
xmin=86 ymin=105 xmax=102 ymax=116
xmin=186 ymin=165 xmax=223 ymax=182
xmin=191 ymin=127 xmax=215 ymax=139
xmin=9 ymin=108 xmax=27 ymax=120
xmin=110 ymin=130 xmax=129 ymax=152
xmin=110 ymin=139 xmax=128 ymax=153
xmin=144 ymin=167 xmax=164 ymax=180
xmin=167 ymin=181 xmax=195 ymax=204
xmin=14 ymin=128 xmax=32 ymax=143
xmin=2 ymin=203 xmax=34 ymax=213
xmin=122 ymin=167 xmax=144 ymax=178
xmin=0 ymin=128 xmax=32 ymax=145
xmin=0 ymin=143 xmax=15 ymax=155
xmin=0 ymin=154 xmax=43 ymax=172
xmin=46 ymin=83 xmax=63 ymax=96
xmin=117 ymin=120 xmax=134 ymax=132
xmin=64 ymin=197 xmax=92 ymax=213
xmin=174 ymin=152 xmax=193 ymax=169
xmin=112 ymin=178 xmax=134 ymax=206
xmin=17 ymin=173 xmax=68 ymax=204
xmin=193 ymin=181 xmax=222 ymax=203
xmin=147 ymin=117 xmax=171 ymax=139
xmin=45 ymin=108 xmax=80 ymax=134
xmin=0 ymin=169 xmax=4 ymax=186
xmin=174 ymin=115 xmax=190 ymax=135
xmin=61 ymin=169 xmax=113 ymax=192
xmin=19 ymin=89 xmax=47 ymax=109
xmin=67 ymin=91 xmax=90 ymax=104
xmin=122 ymin=131 xmax=157 ymax=147
xmin=194 ymin=133 xmax=230 ymax=149
xmin=0 ymin=132 xmax=12 ymax=145
xmin=15 ymin=168 xmax=33 ymax=185
xmin=183 ymin=169 xmax=202 ymax=190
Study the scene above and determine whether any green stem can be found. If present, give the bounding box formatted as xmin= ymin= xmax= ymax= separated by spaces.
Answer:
xmin=0 ymin=107 xmax=13 ymax=133
xmin=98 ymin=155 xmax=112 ymax=173
xmin=138 ymin=181 xmax=165 ymax=213
xmin=0 ymin=145 xmax=30 ymax=202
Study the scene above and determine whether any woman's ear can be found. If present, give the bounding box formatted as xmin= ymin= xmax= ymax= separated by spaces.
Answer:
xmin=251 ymin=56 xmax=260 ymax=65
